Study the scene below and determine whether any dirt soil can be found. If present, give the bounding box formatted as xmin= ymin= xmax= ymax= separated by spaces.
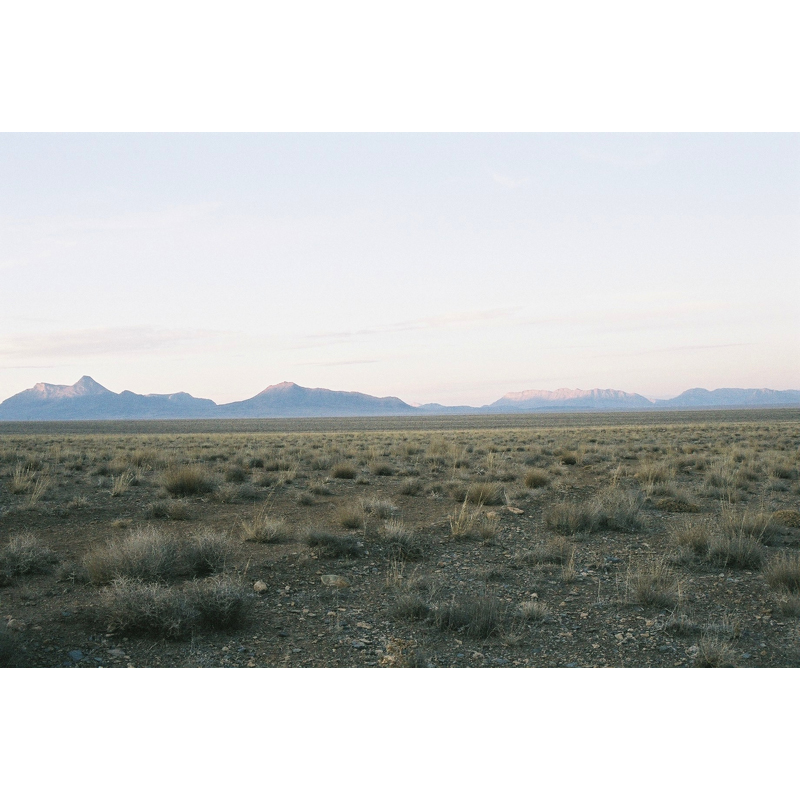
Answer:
xmin=1 ymin=410 xmax=799 ymax=668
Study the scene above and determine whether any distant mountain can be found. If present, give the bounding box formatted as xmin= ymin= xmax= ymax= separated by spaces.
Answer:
xmin=1 ymin=377 xmax=799 ymax=420
xmin=218 ymin=382 xmax=417 ymax=418
xmin=0 ymin=376 xmax=217 ymax=420
xmin=490 ymin=387 xmax=654 ymax=411
xmin=657 ymin=388 xmax=800 ymax=408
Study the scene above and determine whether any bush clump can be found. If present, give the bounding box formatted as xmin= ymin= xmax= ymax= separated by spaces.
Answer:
xmin=102 ymin=576 xmax=252 ymax=639
xmin=162 ymin=466 xmax=215 ymax=497
xmin=0 ymin=535 xmax=58 ymax=584
xmin=84 ymin=526 xmax=231 ymax=584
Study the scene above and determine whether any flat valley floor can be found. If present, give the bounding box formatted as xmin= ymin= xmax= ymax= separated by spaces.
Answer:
xmin=1 ymin=409 xmax=799 ymax=668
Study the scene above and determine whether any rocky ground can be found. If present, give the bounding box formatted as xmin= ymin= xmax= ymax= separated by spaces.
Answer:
xmin=1 ymin=410 xmax=799 ymax=668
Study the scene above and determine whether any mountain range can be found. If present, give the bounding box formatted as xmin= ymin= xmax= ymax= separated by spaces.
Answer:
xmin=1 ymin=376 xmax=799 ymax=420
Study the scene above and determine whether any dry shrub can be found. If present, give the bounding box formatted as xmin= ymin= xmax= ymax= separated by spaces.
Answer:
xmin=399 ymin=478 xmax=424 ymax=496
xmin=163 ymin=465 xmax=215 ymax=497
xmin=84 ymin=526 xmax=231 ymax=584
xmin=0 ymin=534 xmax=58 ymax=583
xmin=521 ymin=535 xmax=573 ymax=565
xmin=370 ymin=462 xmax=395 ymax=476
xmin=146 ymin=500 xmax=194 ymax=520
xmin=103 ymin=576 xmax=251 ymax=639
xmin=448 ymin=499 xmax=497 ymax=541
xmin=434 ymin=594 xmax=508 ymax=638
xmin=720 ymin=507 xmax=785 ymax=544
xmin=224 ymin=465 xmax=248 ymax=483
xmin=361 ymin=496 xmax=398 ymax=519
xmin=305 ymin=530 xmax=362 ymax=558
xmin=518 ymin=599 xmax=551 ymax=623
xmin=242 ymin=510 xmax=289 ymax=543
xmin=9 ymin=465 xmax=34 ymax=494
xmin=545 ymin=500 xmax=606 ymax=535
xmin=466 ymin=482 xmax=504 ymax=506
xmin=707 ymin=533 xmax=765 ymax=570
xmin=523 ymin=469 xmax=550 ymax=489
xmin=763 ymin=552 xmax=800 ymax=594
xmin=382 ymin=519 xmax=422 ymax=560
xmin=628 ymin=560 xmax=679 ymax=608
xmin=390 ymin=593 xmax=430 ymax=620
xmin=773 ymin=509 xmax=800 ymax=528
xmin=336 ymin=503 xmax=365 ymax=530
xmin=331 ymin=462 xmax=357 ymax=480
xmin=694 ymin=635 xmax=735 ymax=668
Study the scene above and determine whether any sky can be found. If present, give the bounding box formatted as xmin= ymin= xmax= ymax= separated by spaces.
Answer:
xmin=1 ymin=133 xmax=798 ymax=406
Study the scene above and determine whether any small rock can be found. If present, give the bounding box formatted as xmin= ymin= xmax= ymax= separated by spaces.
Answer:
xmin=351 ymin=640 xmax=365 ymax=649
xmin=68 ymin=650 xmax=83 ymax=662
xmin=108 ymin=648 xmax=125 ymax=658
xmin=6 ymin=619 xmax=26 ymax=632
xmin=506 ymin=506 xmax=525 ymax=515
xmin=253 ymin=580 xmax=268 ymax=593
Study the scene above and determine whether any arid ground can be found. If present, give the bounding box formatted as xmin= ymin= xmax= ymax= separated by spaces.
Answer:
xmin=1 ymin=410 xmax=799 ymax=668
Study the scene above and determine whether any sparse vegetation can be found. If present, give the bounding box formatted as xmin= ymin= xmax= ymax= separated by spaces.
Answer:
xmin=2 ymin=410 xmax=799 ymax=667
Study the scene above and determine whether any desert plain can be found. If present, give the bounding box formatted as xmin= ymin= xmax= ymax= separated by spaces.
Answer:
xmin=1 ymin=409 xmax=799 ymax=668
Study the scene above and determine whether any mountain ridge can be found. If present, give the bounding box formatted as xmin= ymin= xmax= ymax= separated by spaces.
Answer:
xmin=1 ymin=377 xmax=799 ymax=420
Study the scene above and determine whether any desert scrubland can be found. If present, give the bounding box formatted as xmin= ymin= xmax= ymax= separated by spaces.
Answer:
xmin=1 ymin=410 xmax=799 ymax=668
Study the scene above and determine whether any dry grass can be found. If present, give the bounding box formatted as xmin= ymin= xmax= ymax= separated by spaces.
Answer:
xmin=83 ymin=526 xmax=231 ymax=584
xmin=0 ymin=534 xmax=58 ymax=583
xmin=304 ymin=530 xmax=362 ymax=558
xmin=331 ymin=462 xmax=357 ymax=479
xmin=628 ymin=560 xmax=679 ymax=608
xmin=433 ymin=594 xmax=508 ymax=638
xmin=102 ymin=575 xmax=251 ymax=639
xmin=694 ymin=635 xmax=735 ymax=668
xmin=465 ymin=482 xmax=505 ymax=506
xmin=241 ymin=509 xmax=290 ymax=543
xmin=523 ymin=468 xmax=550 ymax=488
xmin=336 ymin=503 xmax=366 ymax=530
xmin=162 ymin=465 xmax=215 ymax=497
xmin=763 ymin=552 xmax=800 ymax=594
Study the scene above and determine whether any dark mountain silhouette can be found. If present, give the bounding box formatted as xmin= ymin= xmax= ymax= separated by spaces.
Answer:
xmin=1 ymin=377 xmax=799 ymax=420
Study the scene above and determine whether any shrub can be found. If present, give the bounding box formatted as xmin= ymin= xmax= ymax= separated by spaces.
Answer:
xmin=391 ymin=593 xmax=430 ymax=620
xmin=162 ymin=466 xmax=215 ymax=497
xmin=694 ymin=635 xmax=735 ymax=668
xmin=146 ymin=500 xmax=194 ymax=520
xmin=305 ymin=531 xmax=362 ymax=558
xmin=708 ymin=533 xmax=765 ymax=570
xmin=399 ymin=478 xmax=424 ymax=496
xmin=628 ymin=560 xmax=679 ymax=608
xmin=111 ymin=471 xmax=133 ymax=497
xmin=521 ymin=535 xmax=573 ymax=565
xmin=224 ymin=466 xmax=247 ymax=483
xmin=773 ymin=509 xmax=800 ymax=528
xmin=331 ymin=462 xmax=357 ymax=479
xmin=518 ymin=600 xmax=551 ymax=623
xmin=241 ymin=508 xmax=289 ymax=543
xmin=9 ymin=465 xmax=34 ymax=494
xmin=84 ymin=526 xmax=231 ymax=584
xmin=465 ymin=482 xmax=504 ymax=506
xmin=102 ymin=576 xmax=251 ymax=639
xmin=382 ymin=520 xmax=422 ymax=560
xmin=434 ymin=594 xmax=507 ymax=638
xmin=0 ymin=534 xmax=58 ymax=583
xmin=336 ymin=503 xmax=365 ymax=530
xmin=720 ymin=506 xmax=784 ymax=544
xmin=545 ymin=500 xmax=607 ymax=535
xmin=370 ymin=462 xmax=395 ymax=476
xmin=764 ymin=552 xmax=800 ymax=594
xmin=523 ymin=469 xmax=550 ymax=489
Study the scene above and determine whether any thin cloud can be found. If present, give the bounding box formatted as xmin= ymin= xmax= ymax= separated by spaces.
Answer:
xmin=0 ymin=326 xmax=230 ymax=361
xmin=297 ymin=359 xmax=380 ymax=367
xmin=300 ymin=307 xmax=522 ymax=347
xmin=490 ymin=171 xmax=528 ymax=189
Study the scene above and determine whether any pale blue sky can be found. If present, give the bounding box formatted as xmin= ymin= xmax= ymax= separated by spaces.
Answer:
xmin=1 ymin=133 xmax=797 ymax=405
